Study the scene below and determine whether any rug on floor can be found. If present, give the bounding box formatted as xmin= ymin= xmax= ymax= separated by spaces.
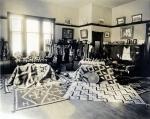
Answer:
xmin=64 ymin=81 xmax=145 ymax=104
xmin=14 ymin=82 xmax=68 ymax=111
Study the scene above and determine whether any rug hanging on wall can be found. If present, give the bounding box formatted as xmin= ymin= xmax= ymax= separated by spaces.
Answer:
xmin=14 ymin=83 xmax=68 ymax=111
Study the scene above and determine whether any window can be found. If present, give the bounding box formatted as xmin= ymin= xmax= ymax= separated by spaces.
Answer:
xmin=26 ymin=19 xmax=40 ymax=56
xmin=42 ymin=21 xmax=54 ymax=52
xmin=9 ymin=14 xmax=55 ymax=57
xmin=9 ymin=15 xmax=23 ymax=56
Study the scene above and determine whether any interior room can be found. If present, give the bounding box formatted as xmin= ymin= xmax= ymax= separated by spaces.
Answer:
xmin=0 ymin=0 xmax=150 ymax=119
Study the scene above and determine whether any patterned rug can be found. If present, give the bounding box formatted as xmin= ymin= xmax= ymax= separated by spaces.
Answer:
xmin=14 ymin=83 xmax=68 ymax=111
xmin=74 ymin=64 xmax=116 ymax=83
xmin=64 ymin=81 xmax=145 ymax=104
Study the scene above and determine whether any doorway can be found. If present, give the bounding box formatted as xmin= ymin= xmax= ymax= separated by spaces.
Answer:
xmin=92 ymin=31 xmax=104 ymax=59
xmin=145 ymin=23 xmax=150 ymax=61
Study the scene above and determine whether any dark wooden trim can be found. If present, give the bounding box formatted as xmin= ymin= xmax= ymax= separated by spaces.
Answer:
xmin=80 ymin=23 xmax=111 ymax=28
xmin=56 ymin=23 xmax=111 ymax=28
xmin=55 ymin=23 xmax=79 ymax=27
xmin=56 ymin=20 xmax=150 ymax=28
xmin=112 ymin=20 xmax=150 ymax=28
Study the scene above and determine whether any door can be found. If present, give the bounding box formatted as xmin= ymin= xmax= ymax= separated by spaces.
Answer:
xmin=145 ymin=23 xmax=150 ymax=61
xmin=92 ymin=31 xmax=103 ymax=59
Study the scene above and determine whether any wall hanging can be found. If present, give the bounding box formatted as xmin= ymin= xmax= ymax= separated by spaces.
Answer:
xmin=80 ymin=29 xmax=88 ymax=39
xmin=62 ymin=28 xmax=74 ymax=39
xmin=121 ymin=26 xmax=134 ymax=39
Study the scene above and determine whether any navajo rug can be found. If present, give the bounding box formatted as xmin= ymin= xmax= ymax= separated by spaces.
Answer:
xmin=64 ymin=81 xmax=145 ymax=104
xmin=14 ymin=83 xmax=68 ymax=111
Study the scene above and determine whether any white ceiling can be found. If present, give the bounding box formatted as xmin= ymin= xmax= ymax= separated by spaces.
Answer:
xmin=37 ymin=0 xmax=136 ymax=8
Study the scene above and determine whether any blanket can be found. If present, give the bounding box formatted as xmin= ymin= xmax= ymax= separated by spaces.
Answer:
xmin=14 ymin=82 xmax=68 ymax=111
xmin=74 ymin=64 xmax=115 ymax=84
xmin=64 ymin=81 xmax=145 ymax=104
xmin=8 ymin=63 xmax=56 ymax=88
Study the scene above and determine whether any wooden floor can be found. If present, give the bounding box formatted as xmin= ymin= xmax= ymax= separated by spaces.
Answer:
xmin=0 ymin=89 xmax=150 ymax=119
xmin=0 ymin=73 xmax=150 ymax=119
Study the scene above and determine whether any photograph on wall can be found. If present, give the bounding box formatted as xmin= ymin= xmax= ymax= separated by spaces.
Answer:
xmin=104 ymin=32 xmax=110 ymax=38
xmin=62 ymin=28 xmax=74 ymax=39
xmin=116 ymin=17 xmax=126 ymax=25
xmin=64 ymin=18 xmax=72 ymax=25
xmin=132 ymin=14 xmax=142 ymax=22
xmin=80 ymin=29 xmax=88 ymax=39
xmin=121 ymin=26 xmax=134 ymax=39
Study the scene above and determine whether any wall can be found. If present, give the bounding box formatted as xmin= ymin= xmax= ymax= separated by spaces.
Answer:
xmin=1 ymin=0 xmax=79 ymax=24
xmin=78 ymin=3 xmax=92 ymax=25
xmin=111 ymin=0 xmax=150 ymax=44
xmin=0 ymin=0 xmax=79 ymax=41
xmin=78 ymin=3 xmax=112 ymax=43
xmin=111 ymin=24 xmax=146 ymax=44
xmin=112 ymin=0 xmax=150 ymax=25
xmin=92 ymin=4 xmax=112 ymax=25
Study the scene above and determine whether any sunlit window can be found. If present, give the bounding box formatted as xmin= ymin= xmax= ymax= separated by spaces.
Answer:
xmin=10 ymin=15 xmax=23 ymax=56
xmin=9 ymin=14 xmax=55 ymax=57
xmin=43 ymin=21 xmax=54 ymax=51
xmin=26 ymin=19 xmax=40 ymax=56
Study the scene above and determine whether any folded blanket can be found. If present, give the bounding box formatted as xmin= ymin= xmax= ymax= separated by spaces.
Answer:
xmin=8 ymin=63 xmax=56 ymax=88
xmin=74 ymin=64 xmax=115 ymax=84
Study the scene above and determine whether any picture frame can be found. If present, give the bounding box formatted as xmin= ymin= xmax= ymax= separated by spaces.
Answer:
xmin=104 ymin=32 xmax=110 ymax=38
xmin=132 ymin=14 xmax=142 ymax=23
xmin=121 ymin=26 xmax=134 ymax=39
xmin=133 ymin=39 xmax=137 ymax=44
xmin=116 ymin=17 xmax=126 ymax=25
xmin=80 ymin=29 xmax=88 ymax=39
xmin=65 ymin=18 xmax=71 ymax=25
xmin=62 ymin=28 xmax=74 ymax=39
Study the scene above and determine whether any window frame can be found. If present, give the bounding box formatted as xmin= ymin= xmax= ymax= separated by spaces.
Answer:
xmin=8 ymin=12 xmax=55 ymax=57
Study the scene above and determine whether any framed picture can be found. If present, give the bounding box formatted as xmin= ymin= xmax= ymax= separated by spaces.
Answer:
xmin=80 ymin=29 xmax=88 ymax=39
xmin=104 ymin=32 xmax=110 ymax=38
xmin=133 ymin=39 xmax=137 ymax=44
xmin=65 ymin=18 xmax=71 ymax=25
xmin=62 ymin=28 xmax=74 ymax=39
xmin=132 ymin=14 xmax=142 ymax=22
xmin=121 ymin=26 xmax=134 ymax=39
xmin=116 ymin=17 xmax=126 ymax=25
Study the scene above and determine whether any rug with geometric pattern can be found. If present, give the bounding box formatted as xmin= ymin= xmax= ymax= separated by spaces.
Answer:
xmin=14 ymin=83 xmax=68 ymax=111
xmin=75 ymin=64 xmax=116 ymax=84
xmin=64 ymin=81 xmax=145 ymax=104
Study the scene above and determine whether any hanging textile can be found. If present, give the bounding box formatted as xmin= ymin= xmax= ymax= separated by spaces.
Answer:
xmin=122 ymin=46 xmax=132 ymax=61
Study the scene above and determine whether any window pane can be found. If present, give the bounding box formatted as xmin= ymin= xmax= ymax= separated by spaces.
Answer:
xmin=43 ymin=34 xmax=50 ymax=51
xmin=27 ymin=33 xmax=39 ymax=55
xmin=10 ymin=15 xmax=22 ymax=32
xmin=43 ymin=21 xmax=51 ymax=33
xmin=12 ymin=32 xmax=22 ymax=55
xmin=43 ymin=21 xmax=54 ymax=52
xmin=26 ymin=19 xmax=39 ymax=33
xmin=51 ymin=22 xmax=54 ymax=34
